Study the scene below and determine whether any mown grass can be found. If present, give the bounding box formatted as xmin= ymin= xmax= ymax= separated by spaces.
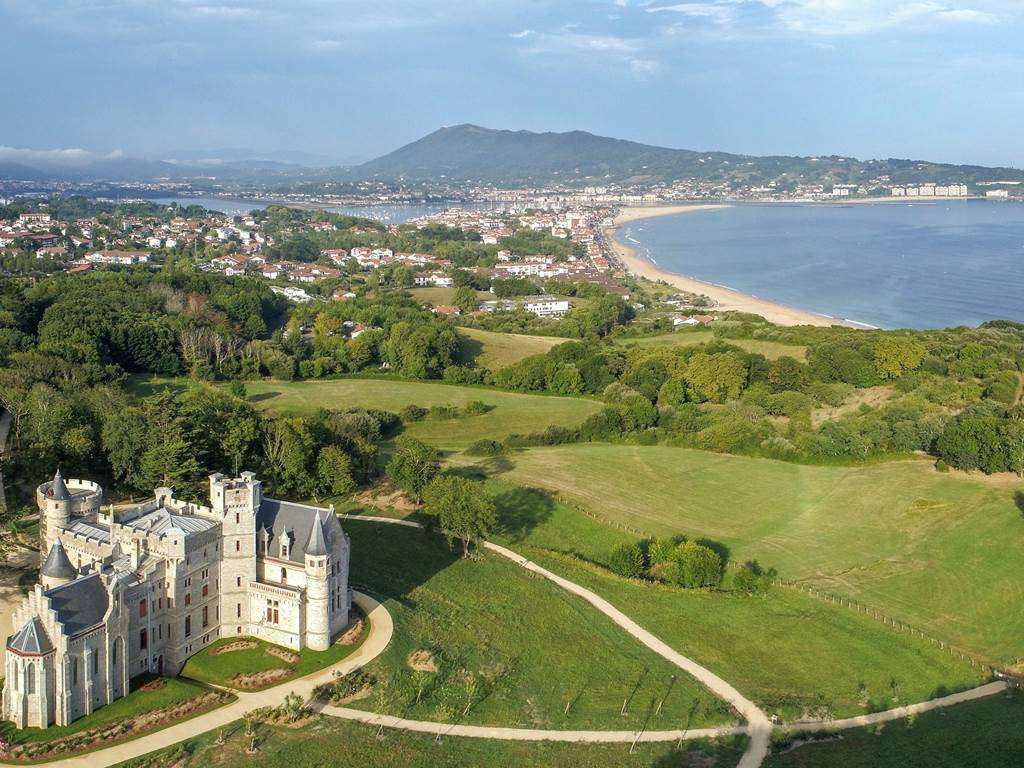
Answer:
xmin=765 ymin=689 xmax=1024 ymax=768
xmin=115 ymin=714 xmax=749 ymax=768
xmin=0 ymin=675 xmax=218 ymax=746
xmin=520 ymin=549 xmax=983 ymax=721
xmin=614 ymin=331 xmax=808 ymax=361
xmin=456 ymin=327 xmax=567 ymax=369
xmin=487 ymin=443 xmax=1024 ymax=663
xmin=125 ymin=376 xmax=601 ymax=451
xmin=343 ymin=519 xmax=734 ymax=730
xmin=180 ymin=619 xmax=365 ymax=691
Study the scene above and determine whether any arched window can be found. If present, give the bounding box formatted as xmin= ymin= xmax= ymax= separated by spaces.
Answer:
xmin=27 ymin=662 xmax=35 ymax=694
xmin=112 ymin=640 xmax=118 ymax=665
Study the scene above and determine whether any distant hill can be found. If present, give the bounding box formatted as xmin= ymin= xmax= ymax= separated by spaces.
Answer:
xmin=349 ymin=124 xmax=1024 ymax=187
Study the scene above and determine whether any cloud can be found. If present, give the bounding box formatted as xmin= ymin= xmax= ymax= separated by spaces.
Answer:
xmin=513 ymin=28 xmax=660 ymax=78
xmin=510 ymin=29 xmax=536 ymax=38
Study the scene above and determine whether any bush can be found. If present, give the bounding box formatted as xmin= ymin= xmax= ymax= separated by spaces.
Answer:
xmin=400 ymin=404 xmax=428 ymax=422
xmin=609 ymin=542 xmax=646 ymax=579
xmin=429 ymin=404 xmax=460 ymax=420
xmin=442 ymin=365 xmax=484 ymax=385
xmin=935 ymin=458 xmax=950 ymax=472
xmin=465 ymin=439 xmax=504 ymax=457
xmin=733 ymin=560 xmax=776 ymax=594
xmin=464 ymin=399 xmax=491 ymax=416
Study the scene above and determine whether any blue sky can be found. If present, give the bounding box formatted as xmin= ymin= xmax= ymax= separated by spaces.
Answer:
xmin=1 ymin=0 xmax=1022 ymax=167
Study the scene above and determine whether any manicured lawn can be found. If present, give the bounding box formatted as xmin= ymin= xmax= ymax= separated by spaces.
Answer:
xmin=0 ymin=675 xmax=218 ymax=746
xmin=765 ymin=689 xmax=1024 ymax=767
xmin=343 ymin=519 xmax=734 ymax=730
xmin=126 ymin=377 xmax=601 ymax=451
xmin=114 ymin=715 xmax=749 ymax=768
xmin=487 ymin=444 xmax=1024 ymax=663
xmin=181 ymin=617 xmax=365 ymax=690
xmin=615 ymin=331 xmax=808 ymax=361
xmin=456 ymin=327 xmax=567 ymax=369
xmin=523 ymin=550 xmax=983 ymax=721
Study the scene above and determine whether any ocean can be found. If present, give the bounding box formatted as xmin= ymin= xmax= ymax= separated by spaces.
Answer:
xmin=616 ymin=200 xmax=1024 ymax=329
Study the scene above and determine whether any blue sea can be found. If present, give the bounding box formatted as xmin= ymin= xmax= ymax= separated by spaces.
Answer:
xmin=616 ymin=200 xmax=1024 ymax=329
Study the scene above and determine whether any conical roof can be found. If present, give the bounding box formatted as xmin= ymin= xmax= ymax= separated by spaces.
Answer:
xmin=49 ymin=469 xmax=70 ymax=501
xmin=41 ymin=539 xmax=76 ymax=580
xmin=304 ymin=510 xmax=329 ymax=557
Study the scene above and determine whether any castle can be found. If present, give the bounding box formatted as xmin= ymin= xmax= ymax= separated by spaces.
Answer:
xmin=2 ymin=470 xmax=351 ymax=730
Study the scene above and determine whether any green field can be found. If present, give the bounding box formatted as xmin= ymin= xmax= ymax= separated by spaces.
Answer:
xmin=127 ymin=377 xmax=601 ymax=451
xmin=181 ymin=619 xmax=365 ymax=690
xmin=115 ymin=715 xmax=748 ymax=768
xmin=482 ymin=444 xmax=1024 ymax=662
xmin=522 ymin=550 xmax=982 ymax=721
xmin=343 ymin=520 xmax=734 ymax=730
xmin=766 ymin=689 xmax=1024 ymax=767
xmin=456 ymin=327 xmax=567 ymax=369
xmin=615 ymin=331 xmax=808 ymax=360
xmin=408 ymin=286 xmax=491 ymax=307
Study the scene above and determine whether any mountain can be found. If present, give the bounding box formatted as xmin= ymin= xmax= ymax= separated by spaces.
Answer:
xmin=349 ymin=124 xmax=1024 ymax=187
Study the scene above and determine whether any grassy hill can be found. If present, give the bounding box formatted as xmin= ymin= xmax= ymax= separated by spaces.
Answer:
xmin=614 ymin=331 xmax=809 ymax=361
xmin=456 ymin=327 xmax=567 ymax=369
xmin=480 ymin=444 xmax=1024 ymax=662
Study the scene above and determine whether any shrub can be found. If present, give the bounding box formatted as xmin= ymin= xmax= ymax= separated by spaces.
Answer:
xmin=609 ymin=542 xmax=646 ymax=579
xmin=935 ymin=458 xmax=950 ymax=472
xmin=400 ymin=404 xmax=428 ymax=422
xmin=464 ymin=400 xmax=491 ymax=416
xmin=465 ymin=439 xmax=504 ymax=457
xmin=429 ymin=404 xmax=460 ymax=420
xmin=733 ymin=560 xmax=776 ymax=594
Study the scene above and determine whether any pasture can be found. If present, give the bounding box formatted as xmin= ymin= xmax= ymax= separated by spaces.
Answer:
xmin=615 ymin=331 xmax=808 ymax=361
xmin=483 ymin=444 xmax=1024 ymax=662
xmin=456 ymin=327 xmax=567 ymax=369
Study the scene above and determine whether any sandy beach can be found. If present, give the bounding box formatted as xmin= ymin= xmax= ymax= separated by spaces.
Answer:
xmin=606 ymin=204 xmax=856 ymax=328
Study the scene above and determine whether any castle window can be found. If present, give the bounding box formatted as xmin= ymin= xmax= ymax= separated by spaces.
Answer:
xmin=202 ymin=584 xmax=209 ymax=597
xmin=112 ymin=642 xmax=118 ymax=665
xmin=139 ymin=599 xmax=147 ymax=618
xmin=26 ymin=663 xmax=35 ymax=694
xmin=72 ymin=658 xmax=78 ymax=685
xmin=202 ymin=606 xmax=209 ymax=628
xmin=185 ymin=594 xmax=191 ymax=606
xmin=281 ymin=568 xmax=287 ymax=585
xmin=185 ymin=616 xmax=192 ymax=638
xmin=140 ymin=629 xmax=148 ymax=650
xmin=281 ymin=543 xmax=289 ymax=559
xmin=93 ymin=651 xmax=99 ymax=675
xmin=236 ymin=513 xmax=240 ymax=524
xmin=237 ymin=603 xmax=242 ymax=618
xmin=236 ymin=577 xmax=241 ymax=588
xmin=168 ymin=597 xmax=174 ymax=609
xmin=266 ymin=599 xmax=279 ymax=624
xmin=235 ymin=540 xmax=240 ymax=552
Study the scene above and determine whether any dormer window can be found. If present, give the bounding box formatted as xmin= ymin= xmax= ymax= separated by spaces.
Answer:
xmin=281 ymin=542 xmax=288 ymax=559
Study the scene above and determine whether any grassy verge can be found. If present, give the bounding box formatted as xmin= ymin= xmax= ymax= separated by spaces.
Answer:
xmin=765 ymin=689 xmax=1024 ymax=767
xmin=520 ymin=549 xmax=983 ymax=721
xmin=343 ymin=519 xmax=734 ymax=730
xmin=114 ymin=714 xmax=749 ymax=768
xmin=485 ymin=443 xmax=1024 ymax=662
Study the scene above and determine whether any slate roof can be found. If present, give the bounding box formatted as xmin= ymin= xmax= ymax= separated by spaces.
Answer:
xmin=257 ymin=498 xmax=335 ymax=564
xmin=124 ymin=507 xmax=217 ymax=539
xmin=305 ymin=510 xmax=329 ymax=557
xmin=66 ymin=519 xmax=111 ymax=545
xmin=47 ymin=572 xmax=109 ymax=636
xmin=40 ymin=539 xmax=76 ymax=579
xmin=48 ymin=469 xmax=70 ymax=501
xmin=7 ymin=617 xmax=53 ymax=655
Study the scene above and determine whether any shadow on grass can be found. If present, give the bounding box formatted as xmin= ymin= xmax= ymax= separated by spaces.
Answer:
xmin=492 ymin=486 xmax=556 ymax=544
xmin=249 ymin=391 xmax=281 ymax=403
xmin=456 ymin=335 xmax=484 ymax=366
xmin=1015 ymin=490 xmax=1024 ymax=518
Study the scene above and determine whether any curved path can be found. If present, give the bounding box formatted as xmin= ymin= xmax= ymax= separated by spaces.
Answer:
xmin=0 ymin=591 xmax=393 ymax=768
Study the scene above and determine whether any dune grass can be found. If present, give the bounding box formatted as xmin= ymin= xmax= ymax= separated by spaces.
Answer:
xmin=765 ymin=689 xmax=1024 ymax=768
xmin=114 ymin=714 xmax=749 ymax=768
xmin=456 ymin=327 xmax=567 ymax=369
xmin=342 ymin=519 xmax=734 ymax=731
xmin=482 ymin=443 xmax=1024 ymax=663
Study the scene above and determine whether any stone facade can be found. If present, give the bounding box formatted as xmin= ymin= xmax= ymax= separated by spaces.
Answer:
xmin=2 ymin=470 xmax=351 ymax=730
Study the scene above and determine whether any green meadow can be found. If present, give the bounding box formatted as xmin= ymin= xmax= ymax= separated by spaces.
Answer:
xmin=456 ymin=326 xmax=567 ymax=369
xmin=614 ymin=331 xmax=809 ymax=361
xmin=482 ymin=443 xmax=1024 ymax=662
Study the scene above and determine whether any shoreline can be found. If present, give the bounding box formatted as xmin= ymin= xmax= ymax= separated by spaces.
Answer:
xmin=607 ymin=204 xmax=864 ymax=329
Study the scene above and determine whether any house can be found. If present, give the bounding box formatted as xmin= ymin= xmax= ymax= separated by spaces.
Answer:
xmin=433 ymin=305 xmax=460 ymax=316
xmin=413 ymin=272 xmax=453 ymax=288
xmin=84 ymin=250 xmax=151 ymax=265
xmin=521 ymin=296 xmax=571 ymax=318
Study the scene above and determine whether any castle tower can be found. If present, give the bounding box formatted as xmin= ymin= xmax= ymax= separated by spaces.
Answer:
xmin=303 ymin=510 xmax=331 ymax=651
xmin=39 ymin=539 xmax=76 ymax=590
xmin=38 ymin=470 xmax=71 ymax=553
xmin=210 ymin=472 xmax=259 ymax=637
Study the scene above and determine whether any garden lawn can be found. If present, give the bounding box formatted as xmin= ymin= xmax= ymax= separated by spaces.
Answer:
xmin=765 ymin=688 xmax=1024 ymax=768
xmin=523 ymin=550 xmax=983 ymax=721
xmin=114 ymin=714 xmax=749 ymax=768
xmin=343 ymin=519 xmax=734 ymax=730
xmin=181 ymin=620 xmax=365 ymax=691
xmin=615 ymin=331 xmax=808 ymax=361
xmin=0 ymin=675 xmax=218 ymax=746
xmin=126 ymin=377 xmax=601 ymax=451
xmin=456 ymin=327 xmax=567 ymax=369
xmin=490 ymin=444 xmax=1024 ymax=663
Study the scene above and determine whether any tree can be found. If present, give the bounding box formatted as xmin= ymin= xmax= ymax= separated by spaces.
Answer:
xmin=421 ymin=475 xmax=496 ymax=557
xmin=684 ymin=352 xmax=746 ymax=403
xmin=678 ymin=541 xmax=723 ymax=588
xmin=767 ymin=356 xmax=808 ymax=392
xmin=874 ymin=337 xmax=927 ymax=380
xmin=316 ymin=445 xmax=355 ymax=498
xmin=453 ymin=286 xmax=479 ymax=315
xmin=386 ymin=435 xmax=440 ymax=502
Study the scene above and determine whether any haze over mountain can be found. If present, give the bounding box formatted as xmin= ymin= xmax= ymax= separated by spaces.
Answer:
xmin=347 ymin=124 xmax=1024 ymax=187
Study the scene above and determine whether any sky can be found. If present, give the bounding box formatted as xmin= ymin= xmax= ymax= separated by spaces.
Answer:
xmin=1 ymin=0 xmax=1023 ymax=168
